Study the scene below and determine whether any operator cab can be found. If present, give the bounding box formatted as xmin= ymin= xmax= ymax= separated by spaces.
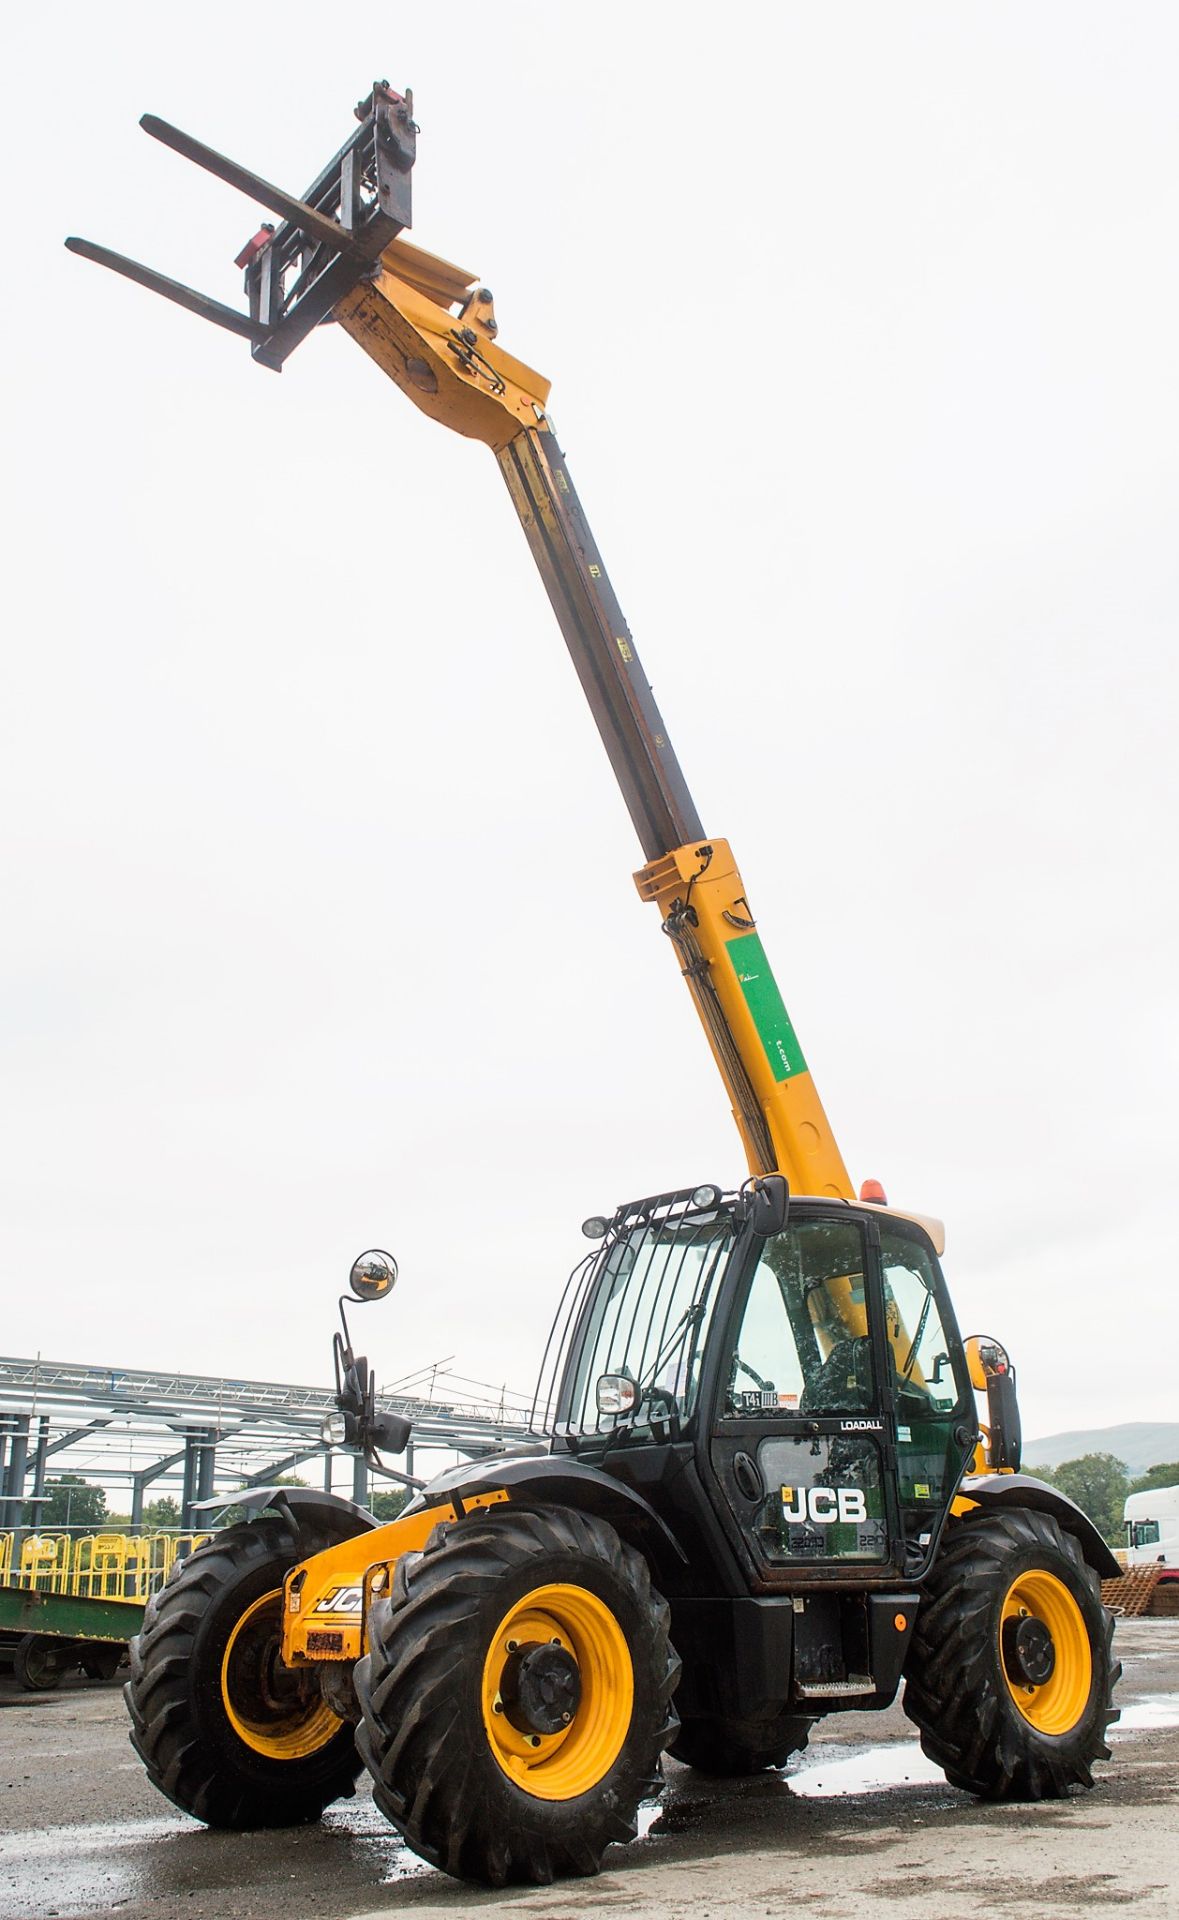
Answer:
xmin=536 ymin=1183 xmax=976 ymax=1584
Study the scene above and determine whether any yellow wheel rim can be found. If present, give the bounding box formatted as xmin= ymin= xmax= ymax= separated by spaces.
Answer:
xmin=221 ymin=1589 xmax=342 ymax=1760
xmin=1000 ymin=1569 xmax=1092 ymax=1734
xmin=480 ymin=1583 xmax=633 ymax=1801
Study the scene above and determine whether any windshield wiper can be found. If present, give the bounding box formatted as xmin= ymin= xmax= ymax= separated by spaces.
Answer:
xmin=900 ymin=1289 xmax=934 ymax=1383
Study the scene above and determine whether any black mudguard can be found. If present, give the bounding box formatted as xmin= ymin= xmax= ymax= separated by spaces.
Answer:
xmin=189 ymin=1486 xmax=377 ymax=1538
xmin=409 ymin=1452 xmax=688 ymax=1585
xmin=958 ymin=1472 xmax=1120 ymax=1579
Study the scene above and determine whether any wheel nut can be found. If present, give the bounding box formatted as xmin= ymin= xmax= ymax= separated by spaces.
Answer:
xmin=561 ymin=1711 xmax=571 ymax=1724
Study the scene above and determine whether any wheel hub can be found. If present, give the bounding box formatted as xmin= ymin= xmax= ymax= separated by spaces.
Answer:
xmin=500 ymin=1639 xmax=583 ymax=1736
xmin=1002 ymin=1611 xmax=1056 ymax=1688
xmin=220 ymin=1589 xmax=342 ymax=1760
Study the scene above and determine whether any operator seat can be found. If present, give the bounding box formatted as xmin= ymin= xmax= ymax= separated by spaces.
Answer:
xmin=799 ymin=1337 xmax=873 ymax=1414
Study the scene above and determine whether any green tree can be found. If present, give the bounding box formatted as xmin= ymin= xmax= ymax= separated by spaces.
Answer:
xmin=1049 ymin=1453 xmax=1128 ymax=1545
xmin=368 ymin=1487 xmax=410 ymax=1523
xmin=41 ymin=1475 xmax=108 ymax=1528
xmin=144 ymin=1495 xmax=181 ymax=1528
xmin=1128 ymin=1462 xmax=1179 ymax=1497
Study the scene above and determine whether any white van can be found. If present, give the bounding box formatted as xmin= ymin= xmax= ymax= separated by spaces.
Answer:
xmin=1124 ymin=1485 xmax=1179 ymax=1569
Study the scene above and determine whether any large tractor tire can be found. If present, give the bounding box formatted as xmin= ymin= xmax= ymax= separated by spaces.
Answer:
xmin=355 ymin=1505 xmax=680 ymax=1885
xmin=125 ymin=1515 xmax=362 ymax=1828
xmin=903 ymin=1506 xmax=1119 ymax=1799
xmin=669 ymin=1709 xmax=812 ymax=1776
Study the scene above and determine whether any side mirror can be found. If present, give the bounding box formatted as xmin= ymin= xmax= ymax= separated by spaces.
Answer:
xmin=964 ymin=1334 xmax=1010 ymax=1392
xmin=596 ymin=1374 xmax=638 ymax=1417
xmin=964 ymin=1334 xmax=1021 ymax=1473
xmin=349 ymin=1248 xmax=398 ymax=1301
xmin=745 ymin=1174 xmax=789 ymax=1239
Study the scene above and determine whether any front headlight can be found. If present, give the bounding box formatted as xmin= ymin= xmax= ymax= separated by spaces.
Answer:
xmin=321 ymin=1409 xmax=349 ymax=1447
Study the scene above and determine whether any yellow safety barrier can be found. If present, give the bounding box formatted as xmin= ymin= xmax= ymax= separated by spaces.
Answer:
xmin=18 ymin=1532 xmax=72 ymax=1592
xmin=73 ymin=1533 xmax=130 ymax=1599
xmin=140 ymin=1532 xmax=174 ymax=1592
xmin=0 ymin=1529 xmax=214 ymax=1601
xmin=166 ymin=1533 xmax=214 ymax=1576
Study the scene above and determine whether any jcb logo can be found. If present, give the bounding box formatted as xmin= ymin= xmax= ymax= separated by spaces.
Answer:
xmin=781 ymin=1485 xmax=867 ymax=1525
xmin=317 ymin=1583 xmax=364 ymax=1614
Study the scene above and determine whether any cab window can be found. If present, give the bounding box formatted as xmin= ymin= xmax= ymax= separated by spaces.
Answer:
xmin=724 ymin=1216 xmax=874 ymax=1417
xmin=879 ymin=1228 xmax=961 ymax=1416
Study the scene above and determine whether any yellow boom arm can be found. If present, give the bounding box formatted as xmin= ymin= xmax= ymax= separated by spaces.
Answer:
xmin=67 ymin=88 xmax=853 ymax=1198
xmin=335 ymin=236 xmax=851 ymax=1195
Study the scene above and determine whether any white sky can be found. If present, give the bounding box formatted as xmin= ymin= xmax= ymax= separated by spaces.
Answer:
xmin=2 ymin=5 xmax=1176 ymax=1443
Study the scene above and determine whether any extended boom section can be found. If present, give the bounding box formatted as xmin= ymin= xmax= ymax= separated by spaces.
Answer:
xmin=66 ymin=85 xmax=851 ymax=1196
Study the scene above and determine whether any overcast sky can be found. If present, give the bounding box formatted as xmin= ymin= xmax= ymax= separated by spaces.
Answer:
xmin=2 ymin=5 xmax=1176 ymax=1446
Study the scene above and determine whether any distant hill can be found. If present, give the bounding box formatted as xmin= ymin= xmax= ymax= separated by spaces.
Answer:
xmin=1022 ymin=1422 xmax=1179 ymax=1477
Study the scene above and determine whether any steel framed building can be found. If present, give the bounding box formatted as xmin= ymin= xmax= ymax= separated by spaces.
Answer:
xmin=0 ymin=1355 xmax=532 ymax=1530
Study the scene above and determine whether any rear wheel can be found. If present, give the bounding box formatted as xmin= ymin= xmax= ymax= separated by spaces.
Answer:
xmin=669 ymin=1709 xmax=811 ymax=1776
xmin=81 ymin=1643 xmax=124 ymax=1682
xmin=125 ymin=1516 xmax=362 ymax=1828
xmin=355 ymin=1506 xmax=680 ymax=1885
xmin=904 ymin=1506 xmax=1119 ymax=1798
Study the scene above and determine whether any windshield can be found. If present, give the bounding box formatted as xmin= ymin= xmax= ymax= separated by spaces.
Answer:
xmin=553 ymin=1211 xmax=735 ymax=1438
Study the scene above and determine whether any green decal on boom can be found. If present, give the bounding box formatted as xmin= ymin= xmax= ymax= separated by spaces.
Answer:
xmin=726 ymin=931 xmax=807 ymax=1082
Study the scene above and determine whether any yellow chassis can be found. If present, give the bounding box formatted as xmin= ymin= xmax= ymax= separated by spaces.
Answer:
xmin=281 ymin=1489 xmax=509 ymax=1667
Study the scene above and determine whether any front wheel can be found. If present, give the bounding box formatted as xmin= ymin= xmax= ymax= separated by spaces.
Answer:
xmin=903 ymin=1506 xmax=1119 ymax=1799
xmin=355 ymin=1505 xmax=680 ymax=1885
xmin=125 ymin=1516 xmax=362 ymax=1828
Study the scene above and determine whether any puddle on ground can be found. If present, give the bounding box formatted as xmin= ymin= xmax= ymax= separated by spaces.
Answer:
xmin=0 ymin=1818 xmax=191 ymax=1919
xmin=0 ymin=1806 xmax=427 ymax=1918
xmin=1110 ymin=1693 xmax=1179 ymax=1735
xmin=322 ymin=1803 xmax=432 ymax=1881
xmin=788 ymin=1741 xmax=945 ymax=1797
xmin=650 ymin=1738 xmax=945 ymax=1816
xmin=0 ymin=1815 xmax=194 ymax=1860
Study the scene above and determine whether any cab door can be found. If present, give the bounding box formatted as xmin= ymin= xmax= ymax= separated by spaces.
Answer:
xmin=707 ymin=1212 xmax=897 ymax=1576
xmin=875 ymin=1219 xmax=973 ymax=1569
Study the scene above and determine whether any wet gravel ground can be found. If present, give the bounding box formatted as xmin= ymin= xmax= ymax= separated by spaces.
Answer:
xmin=0 ymin=1619 xmax=1175 ymax=1920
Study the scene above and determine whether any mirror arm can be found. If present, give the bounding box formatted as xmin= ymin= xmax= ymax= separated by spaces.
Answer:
xmin=332 ymin=1328 xmax=348 ymax=1397
xmin=363 ymin=1451 xmax=427 ymax=1490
